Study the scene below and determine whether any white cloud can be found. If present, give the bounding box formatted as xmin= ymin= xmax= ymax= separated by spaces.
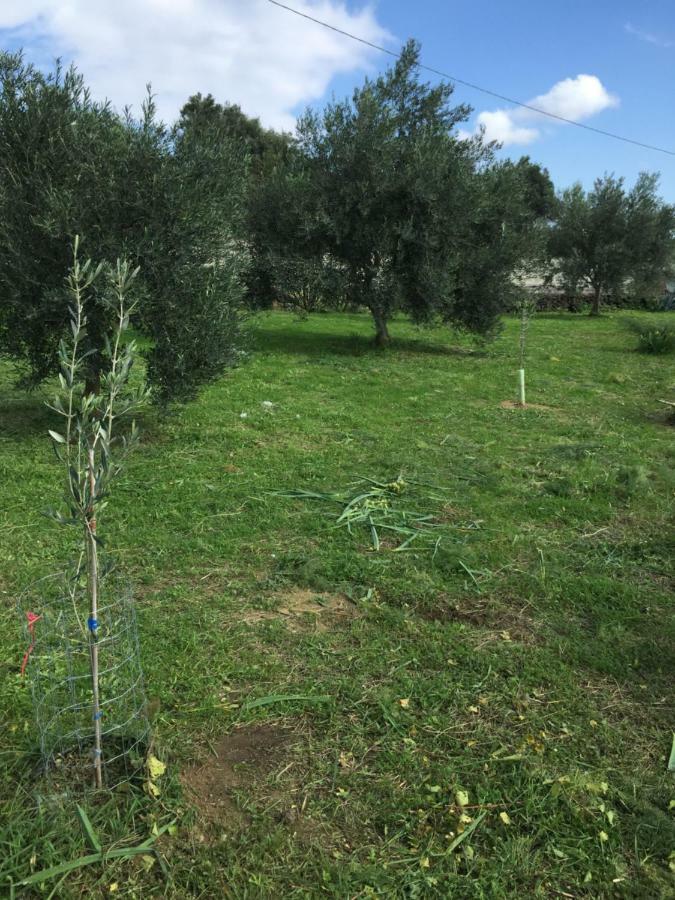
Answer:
xmin=463 ymin=74 xmax=619 ymax=147
xmin=473 ymin=111 xmax=539 ymax=146
xmin=624 ymin=22 xmax=674 ymax=50
xmin=0 ymin=1 xmax=391 ymax=130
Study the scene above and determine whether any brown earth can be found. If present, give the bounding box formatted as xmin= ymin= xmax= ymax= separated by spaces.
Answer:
xmin=181 ymin=723 xmax=293 ymax=828
xmin=242 ymin=588 xmax=358 ymax=633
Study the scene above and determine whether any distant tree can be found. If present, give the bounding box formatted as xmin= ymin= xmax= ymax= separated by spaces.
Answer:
xmin=178 ymin=93 xmax=293 ymax=310
xmin=450 ymin=159 xmax=552 ymax=333
xmin=625 ymin=173 xmax=675 ymax=304
xmin=549 ymin=173 xmax=675 ymax=315
xmin=0 ymin=54 xmax=247 ymax=401
xmin=295 ymin=40 xmax=498 ymax=346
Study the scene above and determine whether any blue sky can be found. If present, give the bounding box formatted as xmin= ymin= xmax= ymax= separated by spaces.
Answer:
xmin=1 ymin=1 xmax=673 ymax=198
xmin=324 ymin=1 xmax=675 ymax=198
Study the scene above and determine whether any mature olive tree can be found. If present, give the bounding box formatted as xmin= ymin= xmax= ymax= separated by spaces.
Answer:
xmin=291 ymin=42 xmax=555 ymax=344
xmin=0 ymin=53 xmax=247 ymax=401
xmin=295 ymin=40 xmax=493 ymax=346
xmin=549 ymin=173 xmax=675 ymax=314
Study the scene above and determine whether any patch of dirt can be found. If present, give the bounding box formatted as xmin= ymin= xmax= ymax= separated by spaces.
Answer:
xmin=181 ymin=724 xmax=293 ymax=828
xmin=419 ymin=595 xmax=542 ymax=645
xmin=500 ymin=400 xmax=557 ymax=411
xmin=242 ymin=588 xmax=359 ymax=633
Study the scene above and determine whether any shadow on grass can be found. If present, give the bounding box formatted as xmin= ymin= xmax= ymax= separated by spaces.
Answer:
xmin=252 ymin=324 xmax=488 ymax=359
xmin=0 ymin=391 xmax=54 ymax=439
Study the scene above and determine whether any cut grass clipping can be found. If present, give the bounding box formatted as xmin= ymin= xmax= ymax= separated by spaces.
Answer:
xmin=270 ymin=475 xmax=455 ymax=552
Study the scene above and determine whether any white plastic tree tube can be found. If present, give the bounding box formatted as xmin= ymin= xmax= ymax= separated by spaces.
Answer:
xmin=518 ymin=368 xmax=526 ymax=406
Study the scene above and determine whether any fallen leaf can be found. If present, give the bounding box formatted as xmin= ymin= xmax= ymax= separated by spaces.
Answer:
xmin=455 ymin=790 xmax=469 ymax=808
xmin=499 ymin=811 xmax=512 ymax=825
xmin=338 ymin=751 xmax=355 ymax=770
xmin=420 ymin=856 xmax=430 ymax=869
xmin=399 ymin=698 xmax=411 ymax=709
xmin=147 ymin=754 xmax=166 ymax=780
xmin=145 ymin=780 xmax=161 ymax=798
xmin=599 ymin=830 xmax=609 ymax=842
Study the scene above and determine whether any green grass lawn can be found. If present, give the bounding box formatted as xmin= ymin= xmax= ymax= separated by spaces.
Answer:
xmin=1 ymin=311 xmax=674 ymax=897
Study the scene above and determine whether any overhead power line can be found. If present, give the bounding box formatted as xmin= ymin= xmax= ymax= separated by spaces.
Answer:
xmin=267 ymin=0 xmax=675 ymax=157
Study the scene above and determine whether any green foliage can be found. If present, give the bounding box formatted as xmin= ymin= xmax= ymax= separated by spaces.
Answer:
xmin=295 ymin=41 xmax=485 ymax=344
xmin=549 ymin=173 xmax=675 ymax=315
xmin=285 ymin=44 xmax=553 ymax=345
xmin=0 ymin=53 xmax=246 ymax=402
xmin=44 ymin=241 xmax=148 ymax=786
xmin=624 ymin=317 xmax=675 ymax=354
xmin=177 ymin=92 xmax=295 ymax=314
xmin=140 ymin=95 xmax=248 ymax=402
xmin=47 ymin=241 xmax=147 ymax=535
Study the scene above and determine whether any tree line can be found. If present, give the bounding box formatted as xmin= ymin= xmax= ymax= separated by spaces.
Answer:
xmin=0 ymin=42 xmax=673 ymax=403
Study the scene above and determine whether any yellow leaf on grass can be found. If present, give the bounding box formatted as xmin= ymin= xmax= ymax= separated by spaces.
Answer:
xmin=109 ymin=885 xmax=119 ymax=894
xmin=420 ymin=857 xmax=430 ymax=869
xmin=399 ymin=698 xmax=410 ymax=709
xmin=339 ymin=751 xmax=355 ymax=769
xmin=499 ymin=812 xmax=512 ymax=825
xmin=147 ymin=754 xmax=166 ymax=779
xmin=599 ymin=831 xmax=609 ymax=842
xmin=455 ymin=790 xmax=469 ymax=808
xmin=146 ymin=779 xmax=161 ymax=798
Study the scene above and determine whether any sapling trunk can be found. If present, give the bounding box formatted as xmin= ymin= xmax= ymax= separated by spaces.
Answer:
xmin=517 ymin=298 xmax=535 ymax=407
xmin=86 ymin=444 xmax=103 ymax=788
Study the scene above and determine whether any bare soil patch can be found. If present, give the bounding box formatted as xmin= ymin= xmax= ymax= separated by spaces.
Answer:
xmin=420 ymin=595 xmax=542 ymax=645
xmin=182 ymin=723 xmax=293 ymax=828
xmin=500 ymin=399 xmax=557 ymax=411
xmin=242 ymin=588 xmax=359 ymax=633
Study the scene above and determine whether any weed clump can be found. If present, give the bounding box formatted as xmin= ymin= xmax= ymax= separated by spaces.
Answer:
xmin=624 ymin=318 xmax=675 ymax=354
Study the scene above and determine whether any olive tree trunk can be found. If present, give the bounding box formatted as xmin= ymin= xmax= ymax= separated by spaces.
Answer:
xmin=371 ymin=308 xmax=391 ymax=347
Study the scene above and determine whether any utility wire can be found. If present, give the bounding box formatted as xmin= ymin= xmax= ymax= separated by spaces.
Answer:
xmin=268 ymin=0 xmax=675 ymax=157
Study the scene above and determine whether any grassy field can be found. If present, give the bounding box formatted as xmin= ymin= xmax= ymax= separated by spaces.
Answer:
xmin=1 ymin=310 xmax=674 ymax=898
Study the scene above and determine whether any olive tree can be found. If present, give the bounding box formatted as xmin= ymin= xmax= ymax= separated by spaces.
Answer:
xmin=549 ymin=173 xmax=675 ymax=315
xmin=0 ymin=53 xmax=247 ymax=401
xmin=295 ymin=41 xmax=489 ymax=346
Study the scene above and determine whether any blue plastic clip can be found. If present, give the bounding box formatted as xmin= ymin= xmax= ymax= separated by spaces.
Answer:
xmin=87 ymin=617 xmax=98 ymax=632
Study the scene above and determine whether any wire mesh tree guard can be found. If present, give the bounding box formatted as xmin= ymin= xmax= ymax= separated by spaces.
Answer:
xmin=20 ymin=571 xmax=150 ymax=793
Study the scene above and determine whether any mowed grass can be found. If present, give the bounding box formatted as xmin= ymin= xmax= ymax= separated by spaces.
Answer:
xmin=0 ymin=310 xmax=674 ymax=898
